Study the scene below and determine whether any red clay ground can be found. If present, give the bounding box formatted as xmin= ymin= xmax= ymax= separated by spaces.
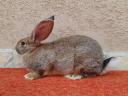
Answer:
xmin=0 ymin=68 xmax=128 ymax=96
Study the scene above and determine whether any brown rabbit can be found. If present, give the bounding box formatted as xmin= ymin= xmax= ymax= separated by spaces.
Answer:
xmin=15 ymin=16 xmax=112 ymax=80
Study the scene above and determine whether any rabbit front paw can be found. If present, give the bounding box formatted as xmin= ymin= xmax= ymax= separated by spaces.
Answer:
xmin=24 ymin=72 xmax=41 ymax=80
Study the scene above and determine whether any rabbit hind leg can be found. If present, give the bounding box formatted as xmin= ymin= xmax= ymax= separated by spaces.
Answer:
xmin=80 ymin=67 xmax=102 ymax=78
xmin=64 ymin=74 xmax=83 ymax=80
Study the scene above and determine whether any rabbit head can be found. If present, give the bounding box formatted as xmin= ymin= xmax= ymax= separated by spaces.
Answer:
xmin=15 ymin=16 xmax=54 ymax=55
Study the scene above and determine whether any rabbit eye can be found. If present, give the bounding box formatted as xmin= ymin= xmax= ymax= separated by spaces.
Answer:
xmin=21 ymin=42 xmax=25 ymax=46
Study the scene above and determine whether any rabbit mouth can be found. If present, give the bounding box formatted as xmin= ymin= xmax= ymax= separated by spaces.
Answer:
xmin=15 ymin=48 xmax=22 ymax=54
xmin=15 ymin=48 xmax=25 ymax=55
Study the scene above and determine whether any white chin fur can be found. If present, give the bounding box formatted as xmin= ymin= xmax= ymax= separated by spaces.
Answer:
xmin=102 ymin=57 xmax=128 ymax=74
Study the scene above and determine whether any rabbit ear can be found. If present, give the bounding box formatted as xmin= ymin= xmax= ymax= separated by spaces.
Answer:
xmin=32 ymin=16 xmax=54 ymax=42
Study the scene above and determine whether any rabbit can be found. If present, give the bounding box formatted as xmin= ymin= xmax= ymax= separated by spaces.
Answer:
xmin=15 ymin=16 xmax=113 ymax=80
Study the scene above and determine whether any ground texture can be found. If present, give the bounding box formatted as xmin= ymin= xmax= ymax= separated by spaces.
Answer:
xmin=0 ymin=68 xmax=128 ymax=96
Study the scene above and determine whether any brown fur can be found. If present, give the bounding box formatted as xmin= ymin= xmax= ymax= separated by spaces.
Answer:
xmin=15 ymin=16 xmax=104 ymax=80
xmin=16 ymin=35 xmax=104 ymax=79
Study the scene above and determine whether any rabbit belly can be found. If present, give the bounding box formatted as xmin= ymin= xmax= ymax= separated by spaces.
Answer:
xmin=55 ymin=54 xmax=75 ymax=75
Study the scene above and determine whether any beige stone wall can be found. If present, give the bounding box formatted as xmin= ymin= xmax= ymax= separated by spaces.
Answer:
xmin=0 ymin=0 xmax=128 ymax=52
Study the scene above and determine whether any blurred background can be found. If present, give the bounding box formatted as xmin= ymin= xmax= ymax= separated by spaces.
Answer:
xmin=0 ymin=0 xmax=128 ymax=67
xmin=0 ymin=0 xmax=128 ymax=51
